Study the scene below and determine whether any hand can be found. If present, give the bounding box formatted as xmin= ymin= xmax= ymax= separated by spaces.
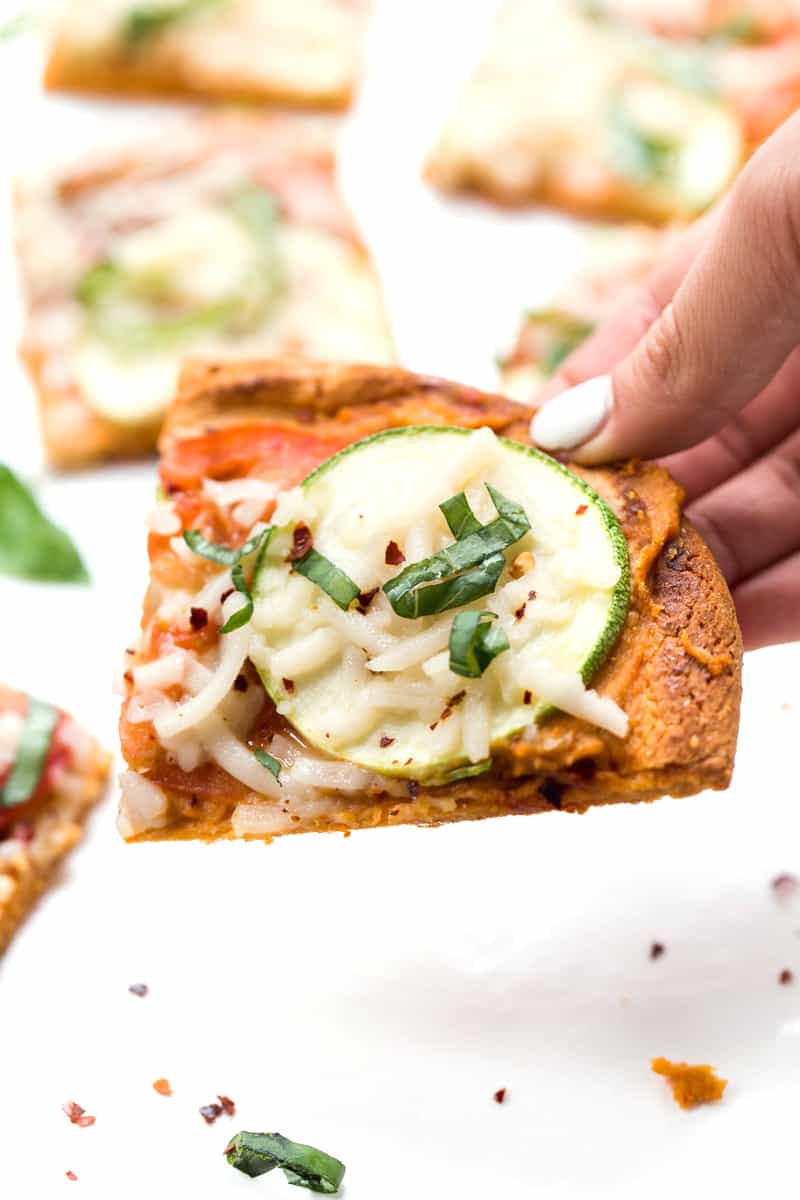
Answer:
xmin=530 ymin=113 xmax=800 ymax=651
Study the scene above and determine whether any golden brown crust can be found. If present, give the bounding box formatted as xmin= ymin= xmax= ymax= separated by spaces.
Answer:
xmin=128 ymin=360 xmax=743 ymax=841
xmin=0 ymin=739 xmax=110 ymax=954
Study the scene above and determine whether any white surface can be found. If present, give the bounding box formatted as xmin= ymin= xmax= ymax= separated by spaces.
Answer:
xmin=0 ymin=4 xmax=799 ymax=1198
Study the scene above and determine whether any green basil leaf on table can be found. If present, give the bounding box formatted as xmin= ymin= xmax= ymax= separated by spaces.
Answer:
xmin=0 ymin=465 xmax=89 ymax=583
xmin=225 ymin=1131 xmax=346 ymax=1194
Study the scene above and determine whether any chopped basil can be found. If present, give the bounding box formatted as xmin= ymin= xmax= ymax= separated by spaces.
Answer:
xmin=183 ymin=528 xmax=269 ymax=567
xmin=0 ymin=11 xmax=32 ymax=40
xmin=524 ymin=309 xmax=596 ymax=376
xmin=609 ymin=101 xmax=683 ymax=185
xmin=442 ymin=759 xmax=493 ymax=782
xmin=1 ymin=696 xmax=58 ymax=810
xmin=225 ymin=1131 xmax=345 ymax=1195
xmin=253 ymin=750 xmax=282 ymax=783
xmin=383 ymin=485 xmax=530 ymax=619
xmin=0 ymin=465 xmax=89 ymax=583
xmin=121 ymin=0 xmax=225 ymax=48
xmin=439 ymin=492 xmax=482 ymax=540
xmin=449 ymin=610 xmax=509 ymax=679
xmin=219 ymin=562 xmax=254 ymax=634
xmin=292 ymin=549 xmax=361 ymax=612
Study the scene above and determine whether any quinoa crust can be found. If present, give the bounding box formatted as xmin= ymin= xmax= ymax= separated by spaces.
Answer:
xmin=130 ymin=360 xmax=742 ymax=840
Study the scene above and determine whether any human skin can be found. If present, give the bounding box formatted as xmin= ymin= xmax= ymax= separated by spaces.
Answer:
xmin=530 ymin=112 xmax=800 ymax=650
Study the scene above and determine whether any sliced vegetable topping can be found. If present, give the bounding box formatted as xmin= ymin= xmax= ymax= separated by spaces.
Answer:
xmin=383 ymin=484 xmax=530 ymax=618
xmin=183 ymin=527 xmax=270 ymax=567
xmin=292 ymin=547 xmax=361 ymax=612
xmin=121 ymin=0 xmax=226 ymax=48
xmin=1 ymin=696 xmax=58 ymax=809
xmin=439 ymin=491 xmax=482 ymax=540
xmin=0 ymin=466 xmax=89 ymax=583
xmin=253 ymin=750 xmax=282 ymax=783
xmin=225 ymin=1131 xmax=346 ymax=1195
xmin=449 ymin=611 xmax=509 ymax=679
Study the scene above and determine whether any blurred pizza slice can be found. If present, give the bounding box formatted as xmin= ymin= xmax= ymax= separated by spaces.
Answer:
xmin=14 ymin=112 xmax=395 ymax=468
xmin=45 ymin=0 xmax=372 ymax=109
xmin=0 ymin=687 xmax=110 ymax=953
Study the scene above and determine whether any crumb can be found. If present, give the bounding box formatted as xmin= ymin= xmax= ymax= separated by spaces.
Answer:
xmin=65 ymin=1171 xmax=78 ymax=1182
xmin=649 ymin=942 xmax=665 ymax=960
xmin=153 ymin=1078 xmax=173 ymax=1096
xmin=62 ymin=1101 xmax=96 ymax=1128
xmin=772 ymin=873 xmax=799 ymax=901
xmin=128 ymin=982 xmax=149 ymax=997
xmin=651 ymin=1058 xmax=727 ymax=1108
xmin=779 ymin=968 xmax=793 ymax=985
xmin=493 ymin=1088 xmax=507 ymax=1104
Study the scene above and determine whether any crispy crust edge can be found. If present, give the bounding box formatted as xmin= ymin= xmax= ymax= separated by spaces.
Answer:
xmin=136 ymin=359 xmax=742 ymax=840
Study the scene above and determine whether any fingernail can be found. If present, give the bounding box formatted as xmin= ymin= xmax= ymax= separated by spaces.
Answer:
xmin=530 ymin=375 xmax=612 ymax=451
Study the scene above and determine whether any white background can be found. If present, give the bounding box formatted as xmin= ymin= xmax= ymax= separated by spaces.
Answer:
xmin=1 ymin=3 xmax=799 ymax=1197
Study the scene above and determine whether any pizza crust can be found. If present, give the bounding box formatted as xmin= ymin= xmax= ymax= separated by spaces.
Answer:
xmin=121 ymin=360 xmax=741 ymax=841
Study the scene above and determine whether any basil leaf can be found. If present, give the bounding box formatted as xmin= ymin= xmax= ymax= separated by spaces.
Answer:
xmin=121 ymin=0 xmax=225 ymax=48
xmin=384 ymin=485 xmax=530 ymax=619
xmin=442 ymin=759 xmax=493 ymax=782
xmin=219 ymin=562 xmax=253 ymax=634
xmin=0 ymin=11 xmax=32 ymax=40
xmin=439 ymin=492 xmax=482 ymax=540
xmin=226 ymin=1131 xmax=345 ymax=1194
xmin=293 ymin=549 xmax=361 ymax=612
xmin=0 ymin=465 xmax=89 ymax=583
xmin=1 ymin=696 xmax=58 ymax=809
xmin=609 ymin=100 xmax=683 ymax=185
xmin=183 ymin=527 xmax=269 ymax=567
xmin=254 ymin=749 xmax=282 ymax=782
xmin=449 ymin=610 xmax=509 ymax=678
xmin=522 ymin=309 xmax=596 ymax=376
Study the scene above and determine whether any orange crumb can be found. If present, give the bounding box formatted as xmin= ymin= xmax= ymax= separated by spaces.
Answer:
xmin=679 ymin=630 xmax=731 ymax=677
xmin=152 ymin=1078 xmax=173 ymax=1096
xmin=651 ymin=1057 xmax=727 ymax=1108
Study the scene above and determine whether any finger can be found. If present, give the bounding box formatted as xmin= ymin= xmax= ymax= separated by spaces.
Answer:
xmin=687 ymin=427 xmax=800 ymax=586
xmin=534 ymin=214 xmax=717 ymax=408
xmin=733 ymin=552 xmax=800 ymax=650
xmin=661 ymin=346 xmax=800 ymax=501
xmin=532 ymin=113 xmax=800 ymax=463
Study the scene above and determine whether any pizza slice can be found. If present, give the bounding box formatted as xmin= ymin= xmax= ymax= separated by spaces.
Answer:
xmin=44 ymin=0 xmax=371 ymax=109
xmin=14 ymin=112 xmax=395 ymax=469
xmin=500 ymin=225 xmax=677 ymax=403
xmin=117 ymin=359 xmax=742 ymax=843
xmin=0 ymin=687 xmax=110 ymax=952
xmin=425 ymin=0 xmax=800 ymax=221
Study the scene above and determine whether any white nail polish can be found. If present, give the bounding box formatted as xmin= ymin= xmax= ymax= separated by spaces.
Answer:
xmin=530 ymin=375 xmax=613 ymax=451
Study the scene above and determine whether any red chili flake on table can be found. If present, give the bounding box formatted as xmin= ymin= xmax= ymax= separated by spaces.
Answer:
xmin=62 ymin=1102 xmax=95 ymax=1128
xmin=218 ymin=1095 xmax=236 ymax=1116
xmin=65 ymin=1171 xmax=78 ymax=1182
xmin=772 ymin=873 xmax=799 ymax=901
xmin=379 ymin=735 xmax=395 ymax=748
xmin=385 ymin=540 xmax=405 ymax=566
xmin=493 ymin=1088 xmax=507 ymax=1104
xmin=189 ymin=606 xmax=208 ymax=630
xmin=355 ymin=587 xmax=379 ymax=614
xmin=288 ymin=523 xmax=313 ymax=562
xmin=153 ymin=1078 xmax=173 ymax=1096
xmin=199 ymin=1103 xmax=224 ymax=1125
xmin=282 ymin=678 xmax=296 ymax=694
xmin=650 ymin=942 xmax=665 ymax=960
xmin=514 ymin=603 xmax=527 ymax=621
xmin=779 ymin=969 xmax=794 ymax=985
xmin=575 ymin=504 xmax=588 ymax=516
xmin=523 ymin=690 xmax=532 ymax=705
xmin=407 ymin=781 xmax=419 ymax=801
xmin=233 ymin=673 xmax=249 ymax=692
xmin=128 ymin=982 xmax=148 ymax=997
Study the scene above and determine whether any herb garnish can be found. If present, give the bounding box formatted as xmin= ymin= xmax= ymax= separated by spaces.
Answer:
xmin=0 ymin=465 xmax=89 ymax=583
xmin=383 ymin=485 xmax=530 ymax=618
xmin=1 ymin=696 xmax=58 ymax=810
xmin=439 ymin=491 xmax=482 ymax=540
xmin=184 ymin=528 xmax=271 ymax=633
xmin=609 ymin=99 xmax=683 ymax=185
xmin=292 ymin=547 xmax=361 ymax=612
xmin=254 ymin=749 xmax=282 ymax=783
xmin=448 ymin=610 xmax=509 ymax=678
xmin=121 ymin=0 xmax=226 ymax=48
xmin=525 ymin=309 xmax=596 ymax=375
xmin=226 ymin=1131 xmax=345 ymax=1194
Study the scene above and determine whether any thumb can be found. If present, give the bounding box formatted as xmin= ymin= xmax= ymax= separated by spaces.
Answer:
xmin=531 ymin=114 xmax=800 ymax=465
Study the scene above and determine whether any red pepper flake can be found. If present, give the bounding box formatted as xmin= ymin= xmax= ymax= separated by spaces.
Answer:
xmin=355 ymin=587 xmax=379 ymax=614
xmin=199 ymin=1103 xmax=223 ymax=1125
xmin=62 ymin=1102 xmax=95 ymax=1128
xmin=288 ymin=523 xmax=313 ymax=562
xmin=218 ymin=1095 xmax=236 ymax=1116
xmin=233 ymin=673 xmax=248 ymax=692
xmin=220 ymin=588 xmax=234 ymax=604
xmin=493 ymin=1088 xmax=507 ymax=1104
xmin=514 ymin=603 xmax=527 ymax=621
xmin=439 ymin=706 xmax=454 ymax=722
xmin=772 ymin=873 xmax=799 ymax=901
xmin=189 ymin=606 xmax=208 ymax=631
xmin=528 ymin=589 xmax=537 ymax=601
xmin=779 ymin=968 xmax=794 ymax=985
xmin=429 ymin=721 xmax=439 ymax=731
xmin=128 ymin=982 xmax=149 ymax=997
xmin=282 ymin=677 xmax=296 ymax=694
xmin=123 ymin=670 xmax=133 ymax=684
xmin=407 ymin=781 xmax=419 ymax=801
xmin=447 ymin=690 xmax=466 ymax=708
xmin=575 ymin=504 xmax=588 ymax=516
xmin=153 ymin=1078 xmax=173 ymax=1096
xmin=65 ymin=1171 xmax=78 ymax=1182
xmin=649 ymin=942 xmax=665 ymax=960
xmin=385 ymin=540 xmax=405 ymax=566
xmin=523 ymin=690 xmax=532 ymax=705
xmin=379 ymin=735 xmax=395 ymax=748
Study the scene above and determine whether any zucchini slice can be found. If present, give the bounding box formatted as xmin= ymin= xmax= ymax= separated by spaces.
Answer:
xmin=251 ymin=426 xmax=629 ymax=784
